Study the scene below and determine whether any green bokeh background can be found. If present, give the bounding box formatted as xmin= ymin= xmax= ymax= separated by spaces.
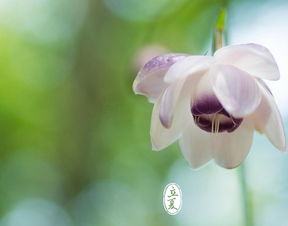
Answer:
xmin=0 ymin=0 xmax=288 ymax=225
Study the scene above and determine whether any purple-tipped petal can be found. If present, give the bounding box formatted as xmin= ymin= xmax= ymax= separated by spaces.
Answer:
xmin=133 ymin=53 xmax=188 ymax=102
xmin=211 ymin=64 xmax=262 ymax=117
xmin=214 ymin=43 xmax=280 ymax=81
xmin=140 ymin=53 xmax=187 ymax=75
xmin=164 ymin=56 xmax=214 ymax=83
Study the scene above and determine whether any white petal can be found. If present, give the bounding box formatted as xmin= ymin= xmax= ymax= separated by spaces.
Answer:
xmin=250 ymin=95 xmax=270 ymax=133
xmin=256 ymin=81 xmax=286 ymax=151
xmin=211 ymin=64 xmax=262 ymax=117
xmin=214 ymin=43 xmax=280 ymax=80
xmin=151 ymin=71 xmax=203 ymax=150
xmin=159 ymin=81 xmax=182 ymax=128
xmin=150 ymin=91 xmax=190 ymax=151
xmin=249 ymin=80 xmax=271 ymax=133
xmin=179 ymin=121 xmax=212 ymax=168
xmin=211 ymin=119 xmax=254 ymax=169
xmin=164 ymin=55 xmax=214 ymax=83
xmin=133 ymin=53 xmax=188 ymax=102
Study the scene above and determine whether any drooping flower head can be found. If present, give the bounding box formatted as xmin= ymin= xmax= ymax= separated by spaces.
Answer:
xmin=133 ymin=43 xmax=286 ymax=169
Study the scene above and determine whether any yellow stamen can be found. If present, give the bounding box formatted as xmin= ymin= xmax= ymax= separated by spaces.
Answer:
xmin=211 ymin=114 xmax=220 ymax=134
xmin=216 ymin=115 xmax=220 ymax=133
xmin=211 ymin=115 xmax=214 ymax=133
xmin=211 ymin=114 xmax=217 ymax=133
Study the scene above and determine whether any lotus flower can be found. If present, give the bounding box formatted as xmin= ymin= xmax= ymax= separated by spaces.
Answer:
xmin=133 ymin=43 xmax=286 ymax=169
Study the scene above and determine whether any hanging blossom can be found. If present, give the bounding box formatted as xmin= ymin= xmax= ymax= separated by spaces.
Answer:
xmin=133 ymin=43 xmax=286 ymax=169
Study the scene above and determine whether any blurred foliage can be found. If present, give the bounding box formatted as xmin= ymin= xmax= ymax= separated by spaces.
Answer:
xmin=0 ymin=0 xmax=288 ymax=225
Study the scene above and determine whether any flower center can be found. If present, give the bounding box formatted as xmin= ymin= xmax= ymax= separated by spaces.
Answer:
xmin=191 ymin=94 xmax=243 ymax=133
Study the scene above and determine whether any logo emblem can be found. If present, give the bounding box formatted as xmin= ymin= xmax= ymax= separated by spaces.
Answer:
xmin=163 ymin=183 xmax=182 ymax=215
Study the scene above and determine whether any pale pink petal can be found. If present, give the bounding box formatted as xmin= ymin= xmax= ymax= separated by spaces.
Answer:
xmin=211 ymin=64 xmax=262 ymax=117
xmin=164 ymin=55 xmax=214 ymax=83
xmin=249 ymin=80 xmax=271 ymax=133
xmin=158 ymin=69 xmax=205 ymax=129
xmin=133 ymin=53 xmax=188 ymax=102
xmin=151 ymin=71 xmax=203 ymax=150
xmin=214 ymin=43 xmax=280 ymax=80
xmin=150 ymin=90 xmax=190 ymax=151
xmin=249 ymin=95 xmax=270 ymax=133
xmin=256 ymin=81 xmax=286 ymax=151
xmin=179 ymin=121 xmax=212 ymax=168
xmin=211 ymin=119 xmax=254 ymax=169
xmin=159 ymin=81 xmax=181 ymax=128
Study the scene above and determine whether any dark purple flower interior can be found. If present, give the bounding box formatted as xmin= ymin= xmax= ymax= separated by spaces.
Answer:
xmin=191 ymin=94 xmax=243 ymax=133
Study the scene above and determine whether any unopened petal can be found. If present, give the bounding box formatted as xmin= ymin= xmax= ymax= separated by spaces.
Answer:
xmin=211 ymin=119 xmax=254 ymax=169
xmin=214 ymin=43 xmax=280 ymax=80
xmin=150 ymin=92 xmax=190 ymax=151
xmin=151 ymin=70 xmax=204 ymax=150
xmin=133 ymin=53 xmax=188 ymax=102
xmin=164 ymin=55 xmax=214 ymax=83
xmin=179 ymin=121 xmax=212 ymax=168
xmin=159 ymin=81 xmax=182 ymax=128
xmin=159 ymin=70 xmax=205 ymax=129
xmin=211 ymin=64 xmax=262 ymax=117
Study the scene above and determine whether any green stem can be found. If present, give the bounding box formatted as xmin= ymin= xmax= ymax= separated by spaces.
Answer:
xmin=238 ymin=164 xmax=254 ymax=226
xmin=212 ymin=7 xmax=226 ymax=52
xmin=213 ymin=7 xmax=254 ymax=226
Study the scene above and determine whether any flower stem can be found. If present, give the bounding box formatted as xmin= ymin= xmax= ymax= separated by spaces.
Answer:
xmin=213 ymin=6 xmax=254 ymax=226
xmin=213 ymin=7 xmax=226 ymax=52
xmin=238 ymin=164 xmax=254 ymax=226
